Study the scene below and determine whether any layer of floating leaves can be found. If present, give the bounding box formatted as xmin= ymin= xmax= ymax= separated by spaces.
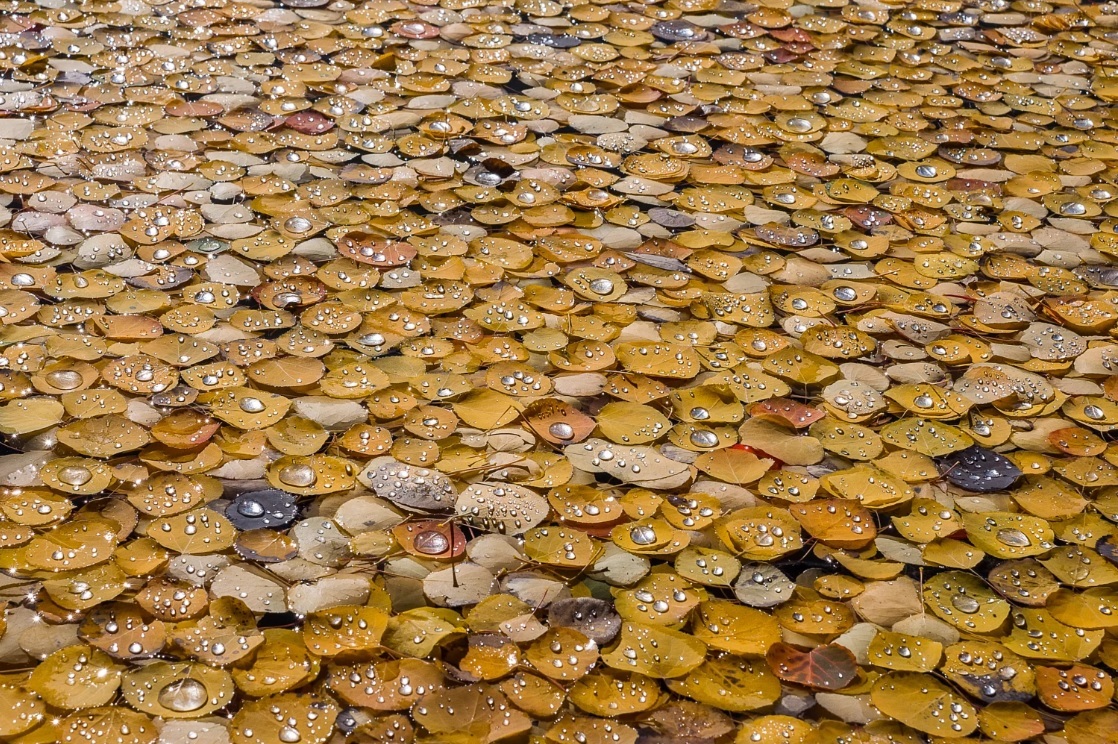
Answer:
xmin=0 ymin=0 xmax=1114 ymax=741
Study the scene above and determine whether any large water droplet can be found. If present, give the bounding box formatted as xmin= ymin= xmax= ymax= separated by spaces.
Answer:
xmin=588 ymin=278 xmax=614 ymax=295
xmin=951 ymin=594 xmax=980 ymax=614
xmin=413 ymin=530 xmax=450 ymax=555
xmin=996 ymin=528 xmax=1031 ymax=548
xmin=57 ymin=466 xmax=92 ymax=486
xmin=239 ymin=397 xmax=265 ymax=413
xmin=157 ymin=679 xmax=208 ymax=712
xmin=548 ymin=422 xmax=574 ymax=440
xmin=786 ymin=117 xmax=812 ymax=132
xmin=630 ymin=525 xmax=658 ymax=545
xmin=279 ymin=464 xmax=317 ymax=488
xmin=690 ymin=430 xmax=719 ymax=447
xmin=284 ymin=216 xmax=312 ymax=233
xmin=237 ymin=499 xmax=265 ymax=518
xmin=46 ymin=370 xmax=83 ymax=390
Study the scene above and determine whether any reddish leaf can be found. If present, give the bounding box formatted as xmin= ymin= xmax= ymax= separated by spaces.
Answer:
xmin=765 ymin=642 xmax=857 ymax=690
xmin=283 ymin=111 xmax=334 ymax=134
xmin=729 ymin=443 xmax=784 ymax=468
xmin=336 ymin=232 xmax=418 ymax=267
xmin=748 ymin=398 xmax=825 ymax=429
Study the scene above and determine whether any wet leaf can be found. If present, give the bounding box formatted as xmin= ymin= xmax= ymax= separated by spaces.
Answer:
xmin=602 ymin=622 xmax=706 ymax=679
xmin=665 ymin=656 xmax=781 ymax=712
xmin=937 ymin=446 xmax=1023 ymax=493
xmin=765 ymin=642 xmax=858 ymax=690
xmin=121 ymin=661 xmax=234 ymax=718
xmin=231 ymin=694 xmax=338 ymax=744
xmin=28 ymin=645 xmax=123 ymax=709
xmin=870 ymin=672 xmax=978 ymax=738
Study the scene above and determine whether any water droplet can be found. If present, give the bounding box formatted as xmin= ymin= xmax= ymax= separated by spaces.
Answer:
xmin=690 ymin=430 xmax=719 ymax=447
xmin=588 ymin=278 xmax=614 ymax=295
xmin=284 ymin=216 xmax=312 ymax=233
xmin=278 ymin=464 xmax=317 ymax=488
xmin=996 ymin=528 xmax=1031 ymax=548
xmin=57 ymin=466 xmax=92 ymax=486
xmin=46 ymin=370 xmax=83 ymax=390
xmin=237 ymin=500 xmax=265 ymax=518
xmin=239 ymin=397 xmax=265 ymax=413
xmin=548 ymin=422 xmax=575 ymax=440
xmin=630 ymin=525 xmax=658 ymax=545
xmin=786 ymin=117 xmax=812 ymax=132
xmin=951 ymin=594 xmax=980 ymax=614
xmin=413 ymin=530 xmax=450 ymax=555
xmin=157 ymin=679 xmax=208 ymax=712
